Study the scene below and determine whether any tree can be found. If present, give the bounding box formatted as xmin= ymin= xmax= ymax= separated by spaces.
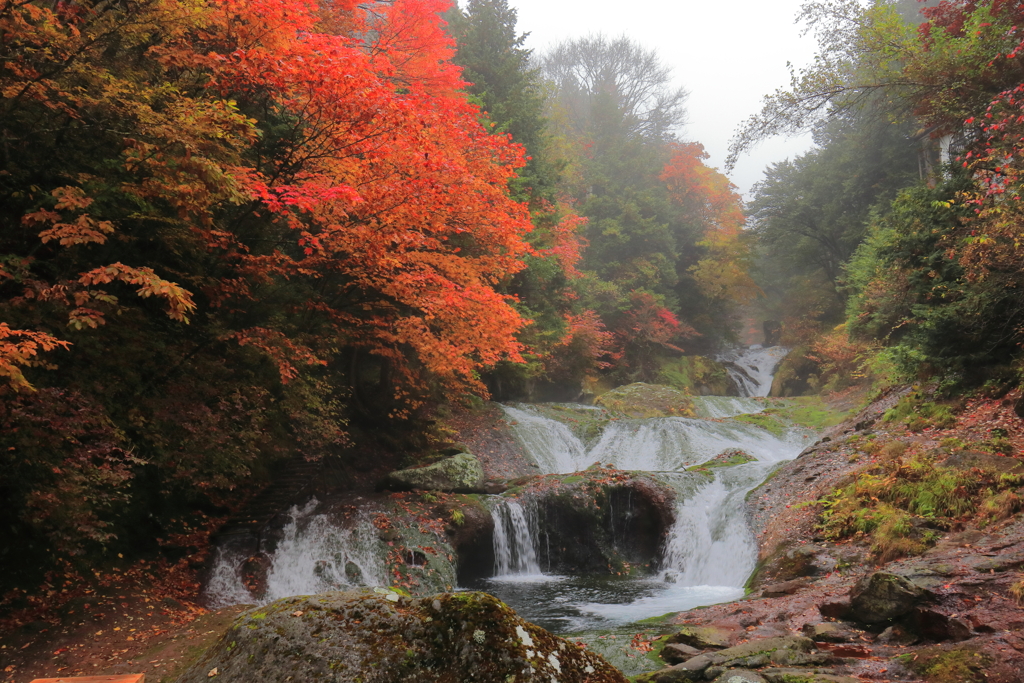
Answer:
xmin=543 ymin=34 xmax=688 ymax=143
xmin=0 ymin=0 xmax=536 ymax=562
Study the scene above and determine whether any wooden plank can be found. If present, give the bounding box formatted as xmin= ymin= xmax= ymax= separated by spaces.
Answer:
xmin=30 ymin=675 xmax=144 ymax=683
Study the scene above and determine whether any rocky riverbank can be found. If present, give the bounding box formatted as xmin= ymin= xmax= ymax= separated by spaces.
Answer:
xmin=634 ymin=386 xmax=1024 ymax=683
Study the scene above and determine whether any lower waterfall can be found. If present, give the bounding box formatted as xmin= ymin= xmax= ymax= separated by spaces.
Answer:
xmin=490 ymin=498 xmax=541 ymax=576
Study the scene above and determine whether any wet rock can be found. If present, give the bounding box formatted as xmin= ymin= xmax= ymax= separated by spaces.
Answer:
xmin=801 ymin=621 xmax=862 ymax=643
xmin=668 ymin=636 xmax=820 ymax=675
xmin=761 ymin=671 xmax=860 ymax=683
xmin=382 ymin=452 xmax=485 ymax=492
xmin=708 ymin=669 xmax=767 ymax=683
xmin=818 ymin=596 xmax=852 ymax=619
xmin=761 ymin=578 xmax=811 ymax=597
xmin=665 ymin=625 xmax=736 ymax=649
xmin=876 ymin=624 xmax=919 ymax=646
xmin=517 ymin=470 xmax=676 ymax=575
xmin=175 ymin=590 xmax=626 ymax=683
xmin=912 ymin=607 xmax=973 ymax=642
xmin=595 ymin=383 xmax=696 ymax=418
xmin=661 ymin=642 xmax=703 ymax=664
xmin=848 ymin=571 xmax=926 ymax=623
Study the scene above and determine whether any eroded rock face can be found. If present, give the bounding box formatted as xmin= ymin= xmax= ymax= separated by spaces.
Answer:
xmin=382 ymin=452 xmax=485 ymax=492
xmin=175 ymin=591 xmax=626 ymax=683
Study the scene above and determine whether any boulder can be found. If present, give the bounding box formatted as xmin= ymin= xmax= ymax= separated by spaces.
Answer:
xmin=382 ymin=452 xmax=485 ymax=492
xmin=761 ymin=578 xmax=811 ymax=597
xmin=175 ymin=590 xmax=626 ymax=683
xmin=761 ymin=671 xmax=860 ymax=683
xmin=665 ymin=625 xmax=735 ymax=649
xmin=709 ymin=670 xmax=767 ymax=683
xmin=848 ymin=571 xmax=927 ymax=623
xmin=661 ymin=642 xmax=703 ymax=664
xmin=801 ymin=621 xmax=862 ymax=643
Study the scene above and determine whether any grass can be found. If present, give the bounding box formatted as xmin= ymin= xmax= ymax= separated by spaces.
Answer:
xmin=762 ymin=395 xmax=854 ymax=431
xmin=882 ymin=391 xmax=957 ymax=432
xmin=819 ymin=447 xmax=1021 ymax=562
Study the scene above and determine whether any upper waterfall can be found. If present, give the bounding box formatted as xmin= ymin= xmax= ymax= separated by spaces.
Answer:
xmin=716 ymin=345 xmax=789 ymax=397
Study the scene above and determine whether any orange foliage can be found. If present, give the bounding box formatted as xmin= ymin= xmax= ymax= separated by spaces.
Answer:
xmin=662 ymin=143 xmax=760 ymax=305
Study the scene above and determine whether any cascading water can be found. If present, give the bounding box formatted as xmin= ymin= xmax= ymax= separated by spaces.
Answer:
xmin=717 ymin=345 xmax=789 ymax=397
xmin=490 ymin=498 xmax=542 ymax=576
xmin=481 ymin=346 xmax=813 ymax=631
xmin=204 ymin=499 xmax=387 ymax=608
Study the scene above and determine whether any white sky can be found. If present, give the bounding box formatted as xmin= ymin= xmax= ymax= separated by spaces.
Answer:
xmin=499 ymin=0 xmax=821 ymax=200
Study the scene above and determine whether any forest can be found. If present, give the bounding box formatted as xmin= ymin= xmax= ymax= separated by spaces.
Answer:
xmin=2 ymin=0 xmax=1024 ymax=679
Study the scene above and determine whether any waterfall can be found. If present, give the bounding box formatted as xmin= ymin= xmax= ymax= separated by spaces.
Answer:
xmin=500 ymin=404 xmax=587 ymax=473
xmin=502 ymin=406 xmax=808 ymax=475
xmin=717 ymin=345 xmax=789 ymax=397
xmin=204 ymin=499 xmax=387 ymax=608
xmin=658 ymin=466 xmax=765 ymax=586
xmin=498 ymin=369 xmax=810 ymax=599
xmin=690 ymin=395 xmax=766 ymax=419
xmin=490 ymin=498 xmax=542 ymax=576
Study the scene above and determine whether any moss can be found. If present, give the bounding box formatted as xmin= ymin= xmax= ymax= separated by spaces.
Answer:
xmin=763 ymin=395 xmax=853 ymax=430
xmin=595 ymin=383 xmax=695 ymax=419
xmin=656 ymin=355 xmax=735 ymax=395
xmin=882 ymin=392 xmax=957 ymax=431
xmin=687 ymin=448 xmax=756 ymax=473
xmin=904 ymin=647 xmax=994 ymax=683
xmin=730 ymin=412 xmax=788 ymax=437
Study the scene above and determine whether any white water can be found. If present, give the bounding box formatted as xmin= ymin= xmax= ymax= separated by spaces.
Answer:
xmin=717 ymin=345 xmax=789 ymax=397
xmin=488 ymin=346 xmax=813 ymax=627
xmin=490 ymin=498 xmax=542 ymax=577
xmin=204 ymin=499 xmax=387 ymax=608
xmin=690 ymin=395 xmax=766 ymax=419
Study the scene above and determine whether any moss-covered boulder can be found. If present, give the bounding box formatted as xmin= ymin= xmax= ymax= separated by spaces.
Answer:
xmin=596 ymin=383 xmax=696 ymax=418
xmin=657 ymin=355 xmax=739 ymax=396
xmin=768 ymin=347 xmax=820 ymax=398
xmin=174 ymin=591 xmax=626 ymax=683
xmin=382 ymin=452 xmax=485 ymax=492
xmin=687 ymin=449 xmax=756 ymax=473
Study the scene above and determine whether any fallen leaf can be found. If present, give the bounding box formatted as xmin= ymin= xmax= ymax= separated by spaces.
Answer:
xmin=208 ymin=667 xmax=219 ymax=677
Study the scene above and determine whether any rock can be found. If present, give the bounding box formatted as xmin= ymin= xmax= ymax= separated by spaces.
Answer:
xmin=661 ymin=642 xmax=703 ymax=664
xmin=595 ymin=383 xmax=696 ymax=418
xmin=912 ymin=607 xmax=973 ymax=642
xmin=666 ymin=625 xmax=735 ymax=649
xmin=761 ymin=578 xmax=811 ymax=597
xmin=761 ymin=671 xmax=860 ymax=683
xmin=848 ymin=571 xmax=926 ymax=623
xmin=175 ymin=591 xmax=626 ymax=683
xmin=801 ymin=622 xmax=861 ymax=643
xmin=876 ymin=624 xmax=919 ymax=646
xmin=669 ymin=636 xmax=820 ymax=675
xmin=818 ymin=597 xmax=851 ymax=619
xmin=382 ymin=452 xmax=485 ymax=492
xmin=709 ymin=669 xmax=767 ymax=683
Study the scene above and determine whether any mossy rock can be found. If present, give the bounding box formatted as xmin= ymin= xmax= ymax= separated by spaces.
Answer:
xmin=596 ymin=383 xmax=696 ymax=419
xmin=175 ymin=591 xmax=627 ymax=683
xmin=769 ymin=347 xmax=820 ymax=398
xmin=657 ymin=355 xmax=738 ymax=396
xmin=382 ymin=452 xmax=485 ymax=492
xmin=687 ymin=449 xmax=756 ymax=473
xmin=729 ymin=412 xmax=789 ymax=437
xmin=900 ymin=645 xmax=994 ymax=683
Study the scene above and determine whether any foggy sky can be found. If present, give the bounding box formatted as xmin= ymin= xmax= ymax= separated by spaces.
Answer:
xmin=491 ymin=0 xmax=821 ymax=200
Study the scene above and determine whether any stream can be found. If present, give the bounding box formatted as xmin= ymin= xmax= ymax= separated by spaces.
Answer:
xmin=203 ymin=345 xmax=810 ymax=641
xmin=466 ymin=346 xmax=812 ymax=632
